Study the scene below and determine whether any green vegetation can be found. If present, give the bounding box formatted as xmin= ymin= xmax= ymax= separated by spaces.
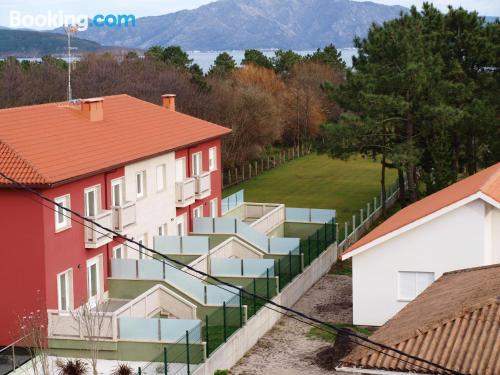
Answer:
xmin=307 ymin=323 xmax=374 ymax=342
xmin=224 ymin=154 xmax=397 ymax=226
xmin=214 ymin=370 xmax=229 ymax=375
xmin=319 ymin=4 xmax=499 ymax=204
xmin=330 ymin=258 xmax=352 ymax=276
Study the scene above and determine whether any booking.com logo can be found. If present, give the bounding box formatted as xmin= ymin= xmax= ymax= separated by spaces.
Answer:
xmin=9 ymin=11 xmax=136 ymax=30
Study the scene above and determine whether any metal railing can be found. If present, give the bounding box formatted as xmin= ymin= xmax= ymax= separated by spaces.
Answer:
xmin=194 ymin=172 xmax=211 ymax=199
xmin=0 ymin=336 xmax=31 ymax=375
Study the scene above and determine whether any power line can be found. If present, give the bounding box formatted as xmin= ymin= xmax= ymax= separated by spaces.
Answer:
xmin=0 ymin=170 xmax=465 ymax=375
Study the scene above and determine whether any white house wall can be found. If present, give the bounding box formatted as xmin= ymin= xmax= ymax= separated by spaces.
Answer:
xmin=352 ymin=199 xmax=490 ymax=326
xmin=124 ymin=153 xmax=177 ymax=259
xmin=486 ymin=204 xmax=500 ymax=263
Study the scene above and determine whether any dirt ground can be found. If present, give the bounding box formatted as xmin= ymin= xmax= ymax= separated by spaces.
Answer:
xmin=231 ymin=274 xmax=353 ymax=375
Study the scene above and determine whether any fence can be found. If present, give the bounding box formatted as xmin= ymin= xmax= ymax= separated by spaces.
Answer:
xmin=337 ymin=180 xmax=401 ymax=252
xmin=0 ymin=336 xmax=31 ymax=375
xmin=222 ymin=144 xmax=312 ymax=189
xmin=140 ymin=321 xmax=205 ymax=375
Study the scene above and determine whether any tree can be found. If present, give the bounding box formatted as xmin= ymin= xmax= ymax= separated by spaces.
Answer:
xmin=307 ymin=44 xmax=346 ymax=71
xmin=145 ymin=45 xmax=193 ymax=70
xmin=241 ymin=49 xmax=273 ymax=70
xmin=208 ymin=52 xmax=237 ymax=77
xmin=319 ymin=3 xmax=499 ymax=204
xmin=71 ymin=299 xmax=111 ymax=375
xmin=272 ymin=49 xmax=303 ymax=74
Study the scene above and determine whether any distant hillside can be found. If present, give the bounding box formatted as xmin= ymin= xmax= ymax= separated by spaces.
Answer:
xmin=0 ymin=29 xmax=104 ymax=57
xmin=52 ymin=0 xmax=408 ymax=50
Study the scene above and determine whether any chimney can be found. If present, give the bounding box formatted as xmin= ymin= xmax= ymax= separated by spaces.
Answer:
xmin=161 ymin=94 xmax=176 ymax=111
xmin=80 ymin=98 xmax=104 ymax=122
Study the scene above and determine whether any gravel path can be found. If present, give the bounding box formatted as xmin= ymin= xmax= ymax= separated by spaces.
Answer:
xmin=231 ymin=274 xmax=353 ymax=375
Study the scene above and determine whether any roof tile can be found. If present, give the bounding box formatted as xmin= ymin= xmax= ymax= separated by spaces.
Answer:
xmin=0 ymin=95 xmax=231 ymax=185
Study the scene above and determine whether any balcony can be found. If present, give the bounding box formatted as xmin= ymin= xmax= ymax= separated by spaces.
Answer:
xmin=112 ymin=201 xmax=136 ymax=232
xmin=194 ymin=171 xmax=211 ymax=200
xmin=85 ymin=210 xmax=113 ymax=248
xmin=175 ymin=178 xmax=196 ymax=207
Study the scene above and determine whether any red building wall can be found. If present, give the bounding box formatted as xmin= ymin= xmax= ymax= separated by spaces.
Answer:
xmin=175 ymin=138 xmax=223 ymax=232
xmin=0 ymin=191 xmax=46 ymax=345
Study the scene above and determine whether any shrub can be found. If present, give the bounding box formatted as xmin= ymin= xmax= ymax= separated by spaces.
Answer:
xmin=111 ymin=363 xmax=135 ymax=375
xmin=214 ymin=370 xmax=229 ymax=375
xmin=56 ymin=359 xmax=89 ymax=375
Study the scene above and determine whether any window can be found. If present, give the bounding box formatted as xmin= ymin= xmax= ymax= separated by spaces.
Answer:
xmin=113 ymin=245 xmax=124 ymax=259
xmin=175 ymin=158 xmax=186 ymax=182
xmin=136 ymin=171 xmax=146 ymax=198
xmin=210 ymin=198 xmax=218 ymax=218
xmin=84 ymin=186 xmax=100 ymax=217
xmin=176 ymin=214 xmax=186 ymax=236
xmin=112 ymin=179 xmax=124 ymax=207
xmin=54 ymin=195 xmax=71 ymax=231
xmin=398 ymin=271 xmax=434 ymax=301
xmin=156 ymin=165 xmax=166 ymax=192
xmin=87 ymin=256 xmax=102 ymax=306
xmin=137 ymin=234 xmax=147 ymax=260
xmin=193 ymin=205 xmax=203 ymax=219
xmin=57 ymin=269 xmax=73 ymax=311
xmin=158 ymin=224 xmax=167 ymax=236
xmin=192 ymin=152 xmax=202 ymax=176
xmin=209 ymin=147 xmax=217 ymax=171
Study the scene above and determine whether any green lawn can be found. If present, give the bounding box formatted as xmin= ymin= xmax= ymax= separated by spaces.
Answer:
xmin=223 ymin=154 xmax=397 ymax=226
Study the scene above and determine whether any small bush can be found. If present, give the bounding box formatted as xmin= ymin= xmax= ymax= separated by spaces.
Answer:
xmin=214 ymin=370 xmax=229 ymax=375
xmin=111 ymin=363 xmax=135 ymax=375
xmin=56 ymin=359 xmax=89 ymax=375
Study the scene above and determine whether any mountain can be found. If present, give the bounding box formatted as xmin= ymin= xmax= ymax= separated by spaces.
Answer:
xmin=52 ymin=0 xmax=407 ymax=50
xmin=0 ymin=29 xmax=105 ymax=57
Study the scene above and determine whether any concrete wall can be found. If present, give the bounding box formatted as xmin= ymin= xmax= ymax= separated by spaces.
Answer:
xmin=124 ymin=152 xmax=177 ymax=257
xmin=193 ymin=242 xmax=338 ymax=375
xmin=352 ymin=199 xmax=493 ymax=326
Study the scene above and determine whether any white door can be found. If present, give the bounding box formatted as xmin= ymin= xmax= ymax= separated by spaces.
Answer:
xmin=112 ymin=180 xmax=123 ymax=207
xmin=192 ymin=152 xmax=202 ymax=176
xmin=175 ymin=158 xmax=186 ymax=182
xmin=84 ymin=187 xmax=99 ymax=217
xmin=176 ymin=214 xmax=186 ymax=236
xmin=87 ymin=257 xmax=101 ymax=307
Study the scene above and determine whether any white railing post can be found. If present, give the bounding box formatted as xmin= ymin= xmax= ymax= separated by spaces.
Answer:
xmin=367 ymin=202 xmax=371 ymax=218
xmin=374 ymin=197 xmax=377 ymax=210
xmin=352 ymin=215 xmax=356 ymax=232
xmin=360 ymin=208 xmax=363 ymax=223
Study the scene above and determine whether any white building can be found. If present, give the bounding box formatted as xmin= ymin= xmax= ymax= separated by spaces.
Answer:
xmin=342 ymin=163 xmax=500 ymax=326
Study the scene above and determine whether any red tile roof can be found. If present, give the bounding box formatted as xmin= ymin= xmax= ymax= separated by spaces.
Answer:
xmin=343 ymin=163 xmax=500 ymax=256
xmin=340 ymin=264 xmax=500 ymax=375
xmin=0 ymin=95 xmax=231 ymax=186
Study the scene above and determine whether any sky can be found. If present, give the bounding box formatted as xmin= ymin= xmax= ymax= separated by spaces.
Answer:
xmin=0 ymin=0 xmax=497 ymax=30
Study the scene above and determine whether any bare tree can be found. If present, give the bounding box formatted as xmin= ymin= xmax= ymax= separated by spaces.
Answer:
xmin=17 ymin=291 xmax=50 ymax=375
xmin=70 ymin=299 xmax=111 ymax=375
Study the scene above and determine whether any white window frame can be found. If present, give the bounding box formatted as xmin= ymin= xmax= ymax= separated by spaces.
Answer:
xmin=210 ymin=198 xmax=218 ymax=218
xmin=113 ymin=244 xmax=125 ymax=259
xmin=54 ymin=195 xmax=71 ymax=232
xmin=176 ymin=214 xmax=187 ymax=236
xmin=158 ymin=224 xmax=167 ymax=237
xmin=208 ymin=147 xmax=217 ymax=171
xmin=111 ymin=178 xmax=124 ymax=207
xmin=192 ymin=152 xmax=202 ymax=176
xmin=57 ymin=268 xmax=73 ymax=311
xmin=137 ymin=234 xmax=148 ymax=260
xmin=86 ymin=255 xmax=103 ymax=307
xmin=84 ymin=185 xmax=101 ymax=217
xmin=175 ymin=157 xmax=187 ymax=182
xmin=397 ymin=271 xmax=435 ymax=302
xmin=193 ymin=205 xmax=204 ymax=219
xmin=156 ymin=164 xmax=166 ymax=192
xmin=136 ymin=170 xmax=146 ymax=199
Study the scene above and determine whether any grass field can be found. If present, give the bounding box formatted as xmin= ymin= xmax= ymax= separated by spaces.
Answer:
xmin=223 ymin=154 xmax=397 ymax=226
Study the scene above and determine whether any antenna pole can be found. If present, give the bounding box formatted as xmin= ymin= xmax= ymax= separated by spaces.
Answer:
xmin=64 ymin=25 xmax=78 ymax=102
